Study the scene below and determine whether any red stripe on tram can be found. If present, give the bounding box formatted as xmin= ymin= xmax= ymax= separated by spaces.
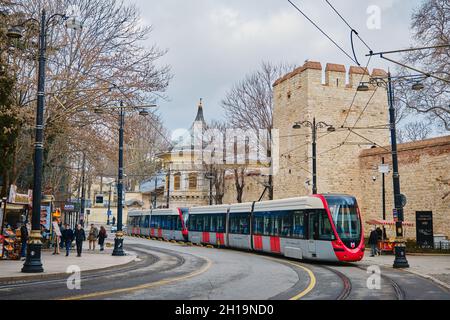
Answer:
xmin=253 ymin=235 xmax=263 ymax=250
xmin=270 ymin=236 xmax=281 ymax=253
xmin=202 ymin=232 xmax=210 ymax=243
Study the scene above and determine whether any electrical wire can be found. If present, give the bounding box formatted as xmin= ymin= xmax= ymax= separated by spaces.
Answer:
xmin=325 ymin=0 xmax=373 ymax=52
xmin=340 ymin=54 xmax=372 ymax=127
xmin=287 ymin=0 xmax=359 ymax=65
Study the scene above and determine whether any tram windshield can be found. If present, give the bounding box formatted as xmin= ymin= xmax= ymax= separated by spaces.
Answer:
xmin=324 ymin=195 xmax=361 ymax=247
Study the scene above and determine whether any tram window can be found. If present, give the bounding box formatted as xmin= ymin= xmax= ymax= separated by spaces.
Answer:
xmin=253 ymin=214 xmax=264 ymax=235
xmin=281 ymin=212 xmax=292 ymax=237
xmin=229 ymin=213 xmax=250 ymax=234
xmin=176 ymin=216 xmax=182 ymax=230
xmin=188 ymin=215 xmax=197 ymax=231
xmin=210 ymin=215 xmax=217 ymax=232
xmin=263 ymin=215 xmax=271 ymax=236
xmin=203 ymin=215 xmax=210 ymax=231
xmin=292 ymin=210 xmax=305 ymax=239
xmin=319 ymin=211 xmax=334 ymax=240
xmin=217 ymin=214 xmax=225 ymax=233
xmin=195 ymin=215 xmax=203 ymax=232
xmin=143 ymin=216 xmax=150 ymax=228
xmin=154 ymin=216 xmax=160 ymax=229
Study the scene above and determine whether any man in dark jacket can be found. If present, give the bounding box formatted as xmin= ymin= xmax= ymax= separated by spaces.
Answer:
xmin=368 ymin=227 xmax=379 ymax=257
xmin=61 ymin=224 xmax=74 ymax=256
xmin=20 ymin=223 xmax=29 ymax=259
xmin=74 ymin=224 xmax=86 ymax=257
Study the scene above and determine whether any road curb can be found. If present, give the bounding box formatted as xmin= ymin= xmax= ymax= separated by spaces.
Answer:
xmin=403 ymin=269 xmax=450 ymax=291
xmin=0 ymin=253 xmax=138 ymax=285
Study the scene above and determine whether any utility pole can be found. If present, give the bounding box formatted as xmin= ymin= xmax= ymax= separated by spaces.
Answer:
xmin=80 ymin=152 xmax=86 ymax=227
xmin=209 ymin=165 xmax=213 ymax=205
xmin=382 ymin=157 xmax=386 ymax=239
xmin=22 ymin=10 xmax=47 ymax=273
xmin=112 ymin=101 xmax=125 ymax=256
xmin=387 ymin=73 xmax=409 ymax=268
xmin=166 ymin=166 xmax=171 ymax=208
xmin=153 ymin=176 xmax=157 ymax=209
xmin=293 ymin=118 xmax=336 ymax=195
xmin=107 ymin=182 xmax=112 ymax=225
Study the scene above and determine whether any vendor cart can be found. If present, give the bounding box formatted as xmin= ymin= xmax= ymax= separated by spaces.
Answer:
xmin=366 ymin=219 xmax=414 ymax=254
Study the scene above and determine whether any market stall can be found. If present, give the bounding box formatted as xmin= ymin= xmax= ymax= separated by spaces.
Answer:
xmin=366 ymin=219 xmax=414 ymax=253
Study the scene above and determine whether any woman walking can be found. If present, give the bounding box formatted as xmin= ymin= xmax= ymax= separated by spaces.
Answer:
xmin=74 ymin=224 xmax=86 ymax=257
xmin=98 ymin=226 xmax=107 ymax=251
xmin=88 ymin=224 xmax=99 ymax=251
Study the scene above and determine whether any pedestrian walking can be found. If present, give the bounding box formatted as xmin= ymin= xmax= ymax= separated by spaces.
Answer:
xmin=59 ymin=223 xmax=65 ymax=249
xmin=88 ymin=224 xmax=99 ymax=251
xmin=368 ymin=227 xmax=379 ymax=257
xmin=20 ymin=223 xmax=29 ymax=260
xmin=61 ymin=224 xmax=74 ymax=257
xmin=98 ymin=226 xmax=107 ymax=251
xmin=74 ymin=224 xmax=86 ymax=257
xmin=112 ymin=216 xmax=116 ymax=226
xmin=376 ymin=227 xmax=383 ymax=255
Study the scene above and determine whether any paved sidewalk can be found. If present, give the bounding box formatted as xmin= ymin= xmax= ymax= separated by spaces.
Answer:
xmin=360 ymin=252 xmax=450 ymax=288
xmin=0 ymin=243 xmax=137 ymax=282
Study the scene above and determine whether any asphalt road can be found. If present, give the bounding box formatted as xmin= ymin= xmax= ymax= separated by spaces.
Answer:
xmin=0 ymin=236 xmax=448 ymax=300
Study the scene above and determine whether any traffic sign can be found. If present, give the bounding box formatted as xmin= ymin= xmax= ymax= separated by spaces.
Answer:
xmin=378 ymin=164 xmax=390 ymax=174
xmin=107 ymin=209 xmax=112 ymax=216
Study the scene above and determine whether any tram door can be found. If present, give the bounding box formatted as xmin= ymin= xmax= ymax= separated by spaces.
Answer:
xmin=307 ymin=211 xmax=319 ymax=255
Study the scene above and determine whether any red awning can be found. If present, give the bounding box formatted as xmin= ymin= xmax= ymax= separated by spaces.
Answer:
xmin=365 ymin=219 xmax=414 ymax=227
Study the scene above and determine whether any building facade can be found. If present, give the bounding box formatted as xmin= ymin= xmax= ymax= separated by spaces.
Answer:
xmin=270 ymin=60 xmax=450 ymax=239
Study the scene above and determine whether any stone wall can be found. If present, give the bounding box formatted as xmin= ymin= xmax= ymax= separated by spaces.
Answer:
xmin=222 ymin=171 xmax=269 ymax=204
xmin=272 ymin=61 xmax=389 ymax=199
xmin=358 ymin=136 xmax=450 ymax=239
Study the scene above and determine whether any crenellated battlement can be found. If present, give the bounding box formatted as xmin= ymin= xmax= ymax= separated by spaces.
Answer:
xmin=273 ymin=60 xmax=387 ymax=89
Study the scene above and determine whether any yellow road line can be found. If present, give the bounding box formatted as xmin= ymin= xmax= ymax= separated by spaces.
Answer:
xmin=262 ymin=256 xmax=316 ymax=300
xmin=59 ymin=257 xmax=212 ymax=300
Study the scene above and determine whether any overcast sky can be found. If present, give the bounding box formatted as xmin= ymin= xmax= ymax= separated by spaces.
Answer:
xmin=127 ymin=0 xmax=422 ymax=135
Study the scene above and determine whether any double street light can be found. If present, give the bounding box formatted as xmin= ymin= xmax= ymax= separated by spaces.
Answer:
xmin=356 ymin=73 xmax=427 ymax=269
xmin=94 ymin=101 xmax=157 ymax=256
xmin=4 ymin=8 xmax=82 ymax=273
xmin=292 ymin=118 xmax=336 ymax=195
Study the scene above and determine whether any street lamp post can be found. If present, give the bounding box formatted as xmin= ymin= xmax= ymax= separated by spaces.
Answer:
xmin=112 ymin=101 xmax=125 ymax=256
xmin=292 ymin=118 xmax=335 ymax=195
xmin=79 ymin=152 xmax=86 ymax=227
xmin=107 ymin=182 xmax=112 ymax=225
xmin=386 ymin=73 xmax=409 ymax=268
xmin=153 ymin=175 xmax=158 ymax=209
xmin=357 ymin=73 xmax=427 ymax=268
xmin=10 ymin=9 xmax=82 ymax=273
xmin=94 ymin=100 xmax=157 ymax=256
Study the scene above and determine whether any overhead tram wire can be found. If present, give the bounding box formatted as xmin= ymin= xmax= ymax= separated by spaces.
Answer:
xmin=287 ymin=0 xmax=359 ymax=65
xmin=340 ymin=55 xmax=373 ymax=128
xmin=324 ymin=0 xmax=373 ymax=53
xmin=340 ymin=86 xmax=380 ymax=148
xmin=318 ymin=0 xmax=378 ymax=128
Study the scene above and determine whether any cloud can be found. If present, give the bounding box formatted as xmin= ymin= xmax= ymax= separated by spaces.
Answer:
xmin=128 ymin=0 xmax=422 ymax=133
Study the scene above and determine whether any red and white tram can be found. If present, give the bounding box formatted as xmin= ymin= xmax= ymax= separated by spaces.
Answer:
xmin=128 ymin=194 xmax=364 ymax=263
xmin=127 ymin=207 xmax=189 ymax=241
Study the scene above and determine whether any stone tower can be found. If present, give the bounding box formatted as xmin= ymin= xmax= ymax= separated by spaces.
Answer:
xmin=272 ymin=61 xmax=390 ymax=199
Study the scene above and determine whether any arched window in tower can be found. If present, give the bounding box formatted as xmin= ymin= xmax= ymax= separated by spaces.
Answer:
xmin=174 ymin=173 xmax=181 ymax=191
xmin=188 ymin=173 xmax=197 ymax=190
